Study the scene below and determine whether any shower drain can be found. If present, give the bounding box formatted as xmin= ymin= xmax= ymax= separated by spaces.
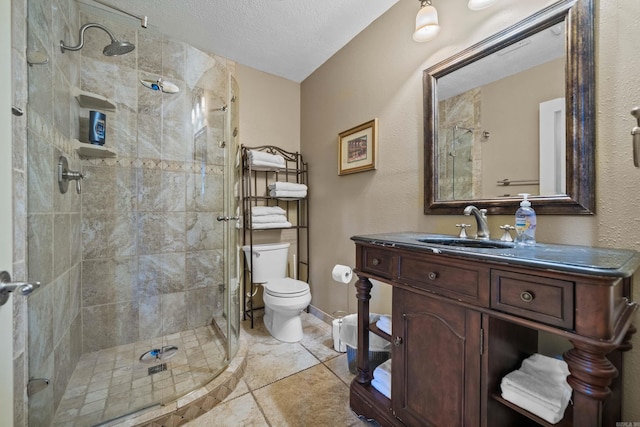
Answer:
xmin=148 ymin=363 xmax=167 ymax=376
xmin=139 ymin=345 xmax=179 ymax=363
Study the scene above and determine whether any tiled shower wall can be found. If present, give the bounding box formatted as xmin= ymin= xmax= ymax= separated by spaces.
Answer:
xmin=14 ymin=0 xmax=236 ymax=424
xmin=76 ymin=8 xmax=232 ymax=353
xmin=437 ymin=88 xmax=482 ymax=200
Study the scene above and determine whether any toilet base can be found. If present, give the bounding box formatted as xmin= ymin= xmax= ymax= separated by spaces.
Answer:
xmin=264 ymin=306 xmax=305 ymax=343
xmin=262 ymin=291 xmax=311 ymax=343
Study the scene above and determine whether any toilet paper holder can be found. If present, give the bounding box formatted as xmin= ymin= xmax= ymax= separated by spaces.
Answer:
xmin=332 ymin=264 xmax=353 ymax=284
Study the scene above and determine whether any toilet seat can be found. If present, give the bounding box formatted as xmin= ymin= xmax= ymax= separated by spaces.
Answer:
xmin=264 ymin=278 xmax=310 ymax=298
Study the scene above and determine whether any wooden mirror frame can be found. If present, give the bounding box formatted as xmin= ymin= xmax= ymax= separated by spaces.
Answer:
xmin=423 ymin=0 xmax=594 ymax=215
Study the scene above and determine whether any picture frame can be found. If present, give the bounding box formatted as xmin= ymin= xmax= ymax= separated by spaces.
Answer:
xmin=338 ymin=118 xmax=378 ymax=175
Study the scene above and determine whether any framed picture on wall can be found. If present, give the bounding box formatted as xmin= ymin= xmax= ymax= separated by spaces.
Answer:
xmin=338 ymin=118 xmax=378 ymax=175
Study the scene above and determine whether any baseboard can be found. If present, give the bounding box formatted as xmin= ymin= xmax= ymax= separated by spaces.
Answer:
xmin=308 ymin=304 xmax=352 ymax=326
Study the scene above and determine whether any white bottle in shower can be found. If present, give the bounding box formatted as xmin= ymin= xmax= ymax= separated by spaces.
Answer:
xmin=514 ymin=193 xmax=536 ymax=246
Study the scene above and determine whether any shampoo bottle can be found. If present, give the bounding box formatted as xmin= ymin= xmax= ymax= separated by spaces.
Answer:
xmin=514 ymin=193 xmax=536 ymax=245
xmin=89 ymin=110 xmax=106 ymax=145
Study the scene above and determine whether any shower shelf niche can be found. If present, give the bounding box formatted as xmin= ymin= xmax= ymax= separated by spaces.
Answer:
xmin=73 ymin=139 xmax=117 ymax=158
xmin=74 ymin=89 xmax=116 ymax=111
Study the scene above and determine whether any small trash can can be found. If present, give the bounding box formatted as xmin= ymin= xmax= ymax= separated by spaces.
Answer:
xmin=339 ymin=313 xmax=392 ymax=374
xmin=346 ymin=345 xmax=390 ymax=375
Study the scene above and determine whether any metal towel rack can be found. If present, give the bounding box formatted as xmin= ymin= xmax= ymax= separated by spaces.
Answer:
xmin=496 ymin=178 xmax=540 ymax=186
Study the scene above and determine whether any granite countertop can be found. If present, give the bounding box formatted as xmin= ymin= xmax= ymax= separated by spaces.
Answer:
xmin=351 ymin=232 xmax=640 ymax=277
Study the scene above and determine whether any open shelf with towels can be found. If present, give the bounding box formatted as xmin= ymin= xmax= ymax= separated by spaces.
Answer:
xmin=240 ymin=145 xmax=309 ymax=328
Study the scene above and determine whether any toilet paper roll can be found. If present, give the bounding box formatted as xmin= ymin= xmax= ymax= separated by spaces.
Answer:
xmin=332 ymin=264 xmax=353 ymax=284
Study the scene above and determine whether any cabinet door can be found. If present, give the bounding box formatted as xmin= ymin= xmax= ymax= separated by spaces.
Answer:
xmin=392 ymin=288 xmax=481 ymax=427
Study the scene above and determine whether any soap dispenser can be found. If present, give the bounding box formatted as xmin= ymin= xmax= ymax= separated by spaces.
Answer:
xmin=515 ymin=193 xmax=536 ymax=246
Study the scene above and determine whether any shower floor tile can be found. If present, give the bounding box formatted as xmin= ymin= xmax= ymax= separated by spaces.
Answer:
xmin=52 ymin=325 xmax=226 ymax=427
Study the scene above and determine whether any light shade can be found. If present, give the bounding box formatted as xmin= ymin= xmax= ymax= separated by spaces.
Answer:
xmin=413 ymin=4 xmax=440 ymax=42
xmin=467 ymin=0 xmax=498 ymax=11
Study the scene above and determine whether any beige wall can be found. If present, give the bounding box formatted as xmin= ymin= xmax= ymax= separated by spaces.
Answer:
xmin=301 ymin=0 xmax=640 ymax=419
xmin=236 ymin=64 xmax=301 ymax=154
xmin=481 ymin=58 xmax=565 ymax=198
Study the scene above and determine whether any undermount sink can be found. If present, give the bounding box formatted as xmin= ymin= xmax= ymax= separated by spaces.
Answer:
xmin=417 ymin=236 xmax=515 ymax=249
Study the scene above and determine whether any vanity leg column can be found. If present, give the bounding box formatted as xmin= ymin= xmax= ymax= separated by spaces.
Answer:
xmin=355 ymin=276 xmax=373 ymax=385
xmin=563 ymin=341 xmax=618 ymax=427
xmin=603 ymin=325 xmax=636 ymax=426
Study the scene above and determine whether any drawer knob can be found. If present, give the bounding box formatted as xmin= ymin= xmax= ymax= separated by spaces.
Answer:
xmin=371 ymin=258 xmax=380 ymax=266
xmin=394 ymin=336 xmax=403 ymax=346
xmin=520 ymin=291 xmax=535 ymax=302
xmin=428 ymin=272 xmax=438 ymax=280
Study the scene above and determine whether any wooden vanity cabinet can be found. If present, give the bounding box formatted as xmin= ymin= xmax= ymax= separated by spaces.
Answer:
xmin=350 ymin=240 xmax=638 ymax=427
xmin=392 ymin=287 xmax=481 ymax=427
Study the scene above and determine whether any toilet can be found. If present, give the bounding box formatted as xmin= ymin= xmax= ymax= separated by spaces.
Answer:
xmin=242 ymin=242 xmax=311 ymax=342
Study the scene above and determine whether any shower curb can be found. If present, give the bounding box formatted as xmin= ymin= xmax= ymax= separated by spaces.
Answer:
xmin=110 ymin=333 xmax=249 ymax=427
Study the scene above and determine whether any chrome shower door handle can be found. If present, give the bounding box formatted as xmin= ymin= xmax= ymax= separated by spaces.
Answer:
xmin=0 ymin=271 xmax=40 ymax=306
xmin=631 ymin=107 xmax=640 ymax=167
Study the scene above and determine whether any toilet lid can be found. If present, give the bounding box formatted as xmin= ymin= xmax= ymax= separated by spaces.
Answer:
xmin=264 ymin=278 xmax=309 ymax=297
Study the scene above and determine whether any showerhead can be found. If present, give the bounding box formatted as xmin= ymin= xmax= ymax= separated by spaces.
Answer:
xmin=60 ymin=23 xmax=135 ymax=56
xmin=103 ymin=40 xmax=135 ymax=56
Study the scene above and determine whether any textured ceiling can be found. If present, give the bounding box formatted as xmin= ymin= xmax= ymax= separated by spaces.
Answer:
xmin=84 ymin=0 xmax=399 ymax=82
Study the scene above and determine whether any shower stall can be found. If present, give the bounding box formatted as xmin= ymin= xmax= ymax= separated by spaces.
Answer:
xmin=437 ymin=87 xmax=482 ymax=201
xmin=20 ymin=1 xmax=240 ymax=425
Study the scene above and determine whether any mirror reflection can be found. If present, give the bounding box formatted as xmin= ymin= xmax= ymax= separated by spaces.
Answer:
xmin=436 ymin=21 xmax=566 ymax=201
xmin=424 ymin=0 xmax=595 ymax=215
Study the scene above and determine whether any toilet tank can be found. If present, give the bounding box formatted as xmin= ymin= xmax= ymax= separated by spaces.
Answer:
xmin=242 ymin=243 xmax=290 ymax=283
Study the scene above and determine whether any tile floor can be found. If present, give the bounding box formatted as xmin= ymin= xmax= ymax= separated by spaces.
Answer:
xmin=185 ymin=312 xmax=379 ymax=427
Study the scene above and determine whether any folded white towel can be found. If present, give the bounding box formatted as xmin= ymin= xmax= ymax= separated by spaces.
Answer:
xmin=248 ymin=149 xmax=285 ymax=166
xmin=501 ymin=370 xmax=571 ymax=413
xmin=371 ymin=377 xmax=391 ymax=399
xmin=376 ymin=316 xmax=392 ymax=335
xmin=251 ymin=214 xmax=288 ymax=224
xmin=249 ymin=160 xmax=285 ymax=170
xmin=268 ymin=181 xmax=308 ymax=191
xmin=502 ymin=353 xmax=572 ymax=412
xmin=373 ymin=359 xmax=392 ymax=386
xmin=521 ymin=353 xmax=570 ymax=382
xmin=251 ymin=221 xmax=292 ymax=230
xmin=270 ymin=189 xmax=307 ymax=198
xmin=501 ymin=387 xmax=566 ymax=424
xmin=251 ymin=206 xmax=286 ymax=216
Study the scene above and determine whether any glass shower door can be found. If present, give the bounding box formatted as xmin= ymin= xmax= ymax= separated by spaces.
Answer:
xmin=24 ymin=0 xmax=242 ymax=423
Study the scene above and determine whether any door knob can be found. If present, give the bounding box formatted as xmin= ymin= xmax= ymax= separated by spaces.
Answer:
xmin=0 ymin=271 xmax=40 ymax=306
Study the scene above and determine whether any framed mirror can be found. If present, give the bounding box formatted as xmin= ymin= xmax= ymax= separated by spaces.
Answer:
xmin=423 ymin=0 xmax=594 ymax=215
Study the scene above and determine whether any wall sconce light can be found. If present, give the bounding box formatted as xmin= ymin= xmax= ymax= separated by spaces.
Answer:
xmin=413 ymin=0 xmax=499 ymax=42
xmin=413 ymin=0 xmax=440 ymax=42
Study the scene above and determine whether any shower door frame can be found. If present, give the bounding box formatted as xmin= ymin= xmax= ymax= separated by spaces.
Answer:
xmin=222 ymin=75 xmax=241 ymax=360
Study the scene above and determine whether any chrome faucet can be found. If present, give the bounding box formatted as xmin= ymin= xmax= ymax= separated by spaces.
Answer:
xmin=463 ymin=205 xmax=490 ymax=240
